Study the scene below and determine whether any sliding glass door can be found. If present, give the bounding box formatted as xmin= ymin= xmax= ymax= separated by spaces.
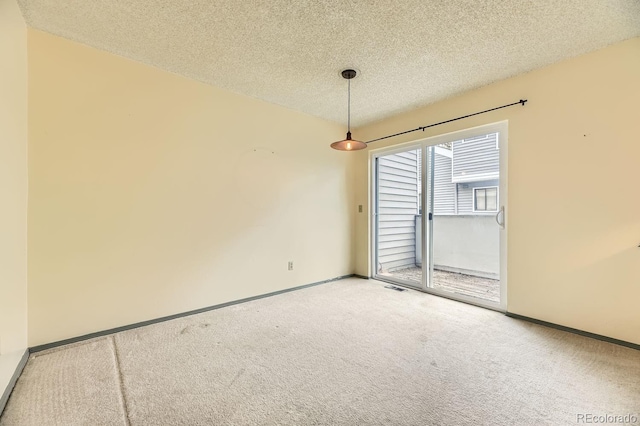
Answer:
xmin=373 ymin=123 xmax=507 ymax=311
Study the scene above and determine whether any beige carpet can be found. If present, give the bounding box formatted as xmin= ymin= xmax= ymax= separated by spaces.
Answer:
xmin=2 ymin=278 xmax=639 ymax=425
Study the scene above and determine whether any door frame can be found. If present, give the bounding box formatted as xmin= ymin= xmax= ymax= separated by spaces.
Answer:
xmin=370 ymin=121 xmax=508 ymax=312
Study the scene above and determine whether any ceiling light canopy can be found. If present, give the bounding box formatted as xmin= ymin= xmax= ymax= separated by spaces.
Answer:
xmin=331 ymin=69 xmax=367 ymax=151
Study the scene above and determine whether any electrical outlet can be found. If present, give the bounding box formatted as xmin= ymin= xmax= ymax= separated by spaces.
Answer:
xmin=288 ymin=261 xmax=293 ymax=271
xmin=358 ymin=205 xmax=363 ymax=213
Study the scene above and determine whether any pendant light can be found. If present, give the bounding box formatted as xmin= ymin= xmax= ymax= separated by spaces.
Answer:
xmin=330 ymin=69 xmax=367 ymax=151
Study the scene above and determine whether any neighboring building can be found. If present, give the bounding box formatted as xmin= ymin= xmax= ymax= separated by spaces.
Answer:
xmin=432 ymin=132 xmax=500 ymax=216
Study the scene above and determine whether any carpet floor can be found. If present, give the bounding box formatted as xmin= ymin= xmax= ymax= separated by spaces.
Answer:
xmin=1 ymin=278 xmax=639 ymax=425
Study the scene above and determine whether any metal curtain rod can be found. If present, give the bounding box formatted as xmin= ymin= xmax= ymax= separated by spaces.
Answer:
xmin=365 ymin=99 xmax=528 ymax=144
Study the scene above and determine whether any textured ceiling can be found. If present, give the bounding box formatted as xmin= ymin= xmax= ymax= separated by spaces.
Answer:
xmin=17 ymin=0 xmax=640 ymax=126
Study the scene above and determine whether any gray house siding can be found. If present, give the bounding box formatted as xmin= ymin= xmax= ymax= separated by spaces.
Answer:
xmin=433 ymin=149 xmax=456 ymax=215
xmin=452 ymin=133 xmax=499 ymax=183
xmin=377 ymin=150 xmax=419 ymax=271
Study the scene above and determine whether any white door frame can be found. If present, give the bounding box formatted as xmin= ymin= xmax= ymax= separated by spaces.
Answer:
xmin=370 ymin=121 xmax=508 ymax=312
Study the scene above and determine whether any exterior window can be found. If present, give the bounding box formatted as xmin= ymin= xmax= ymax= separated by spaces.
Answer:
xmin=474 ymin=187 xmax=498 ymax=212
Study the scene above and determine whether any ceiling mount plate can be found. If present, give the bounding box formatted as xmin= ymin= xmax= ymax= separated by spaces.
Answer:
xmin=341 ymin=69 xmax=357 ymax=79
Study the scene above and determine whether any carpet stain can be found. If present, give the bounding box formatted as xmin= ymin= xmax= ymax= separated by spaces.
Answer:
xmin=180 ymin=323 xmax=211 ymax=335
xmin=228 ymin=368 xmax=246 ymax=388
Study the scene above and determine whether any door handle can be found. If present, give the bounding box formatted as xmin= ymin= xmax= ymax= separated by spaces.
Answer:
xmin=495 ymin=206 xmax=505 ymax=229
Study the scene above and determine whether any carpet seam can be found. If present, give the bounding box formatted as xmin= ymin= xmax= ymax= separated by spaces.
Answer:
xmin=110 ymin=336 xmax=132 ymax=426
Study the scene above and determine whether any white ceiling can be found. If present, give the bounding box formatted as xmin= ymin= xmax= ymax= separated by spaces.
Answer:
xmin=17 ymin=0 xmax=640 ymax=126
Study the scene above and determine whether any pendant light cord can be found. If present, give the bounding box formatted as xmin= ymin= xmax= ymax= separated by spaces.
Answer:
xmin=347 ymin=78 xmax=351 ymax=133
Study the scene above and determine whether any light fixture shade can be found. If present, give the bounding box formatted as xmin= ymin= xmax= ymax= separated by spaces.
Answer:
xmin=330 ymin=132 xmax=367 ymax=151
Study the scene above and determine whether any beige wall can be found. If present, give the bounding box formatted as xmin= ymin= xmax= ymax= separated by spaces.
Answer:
xmin=354 ymin=38 xmax=640 ymax=344
xmin=0 ymin=0 xmax=29 ymax=392
xmin=27 ymin=30 xmax=355 ymax=346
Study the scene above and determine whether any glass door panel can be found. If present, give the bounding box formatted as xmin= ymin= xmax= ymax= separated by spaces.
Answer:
xmin=374 ymin=147 xmax=423 ymax=288
xmin=427 ymin=134 xmax=502 ymax=305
